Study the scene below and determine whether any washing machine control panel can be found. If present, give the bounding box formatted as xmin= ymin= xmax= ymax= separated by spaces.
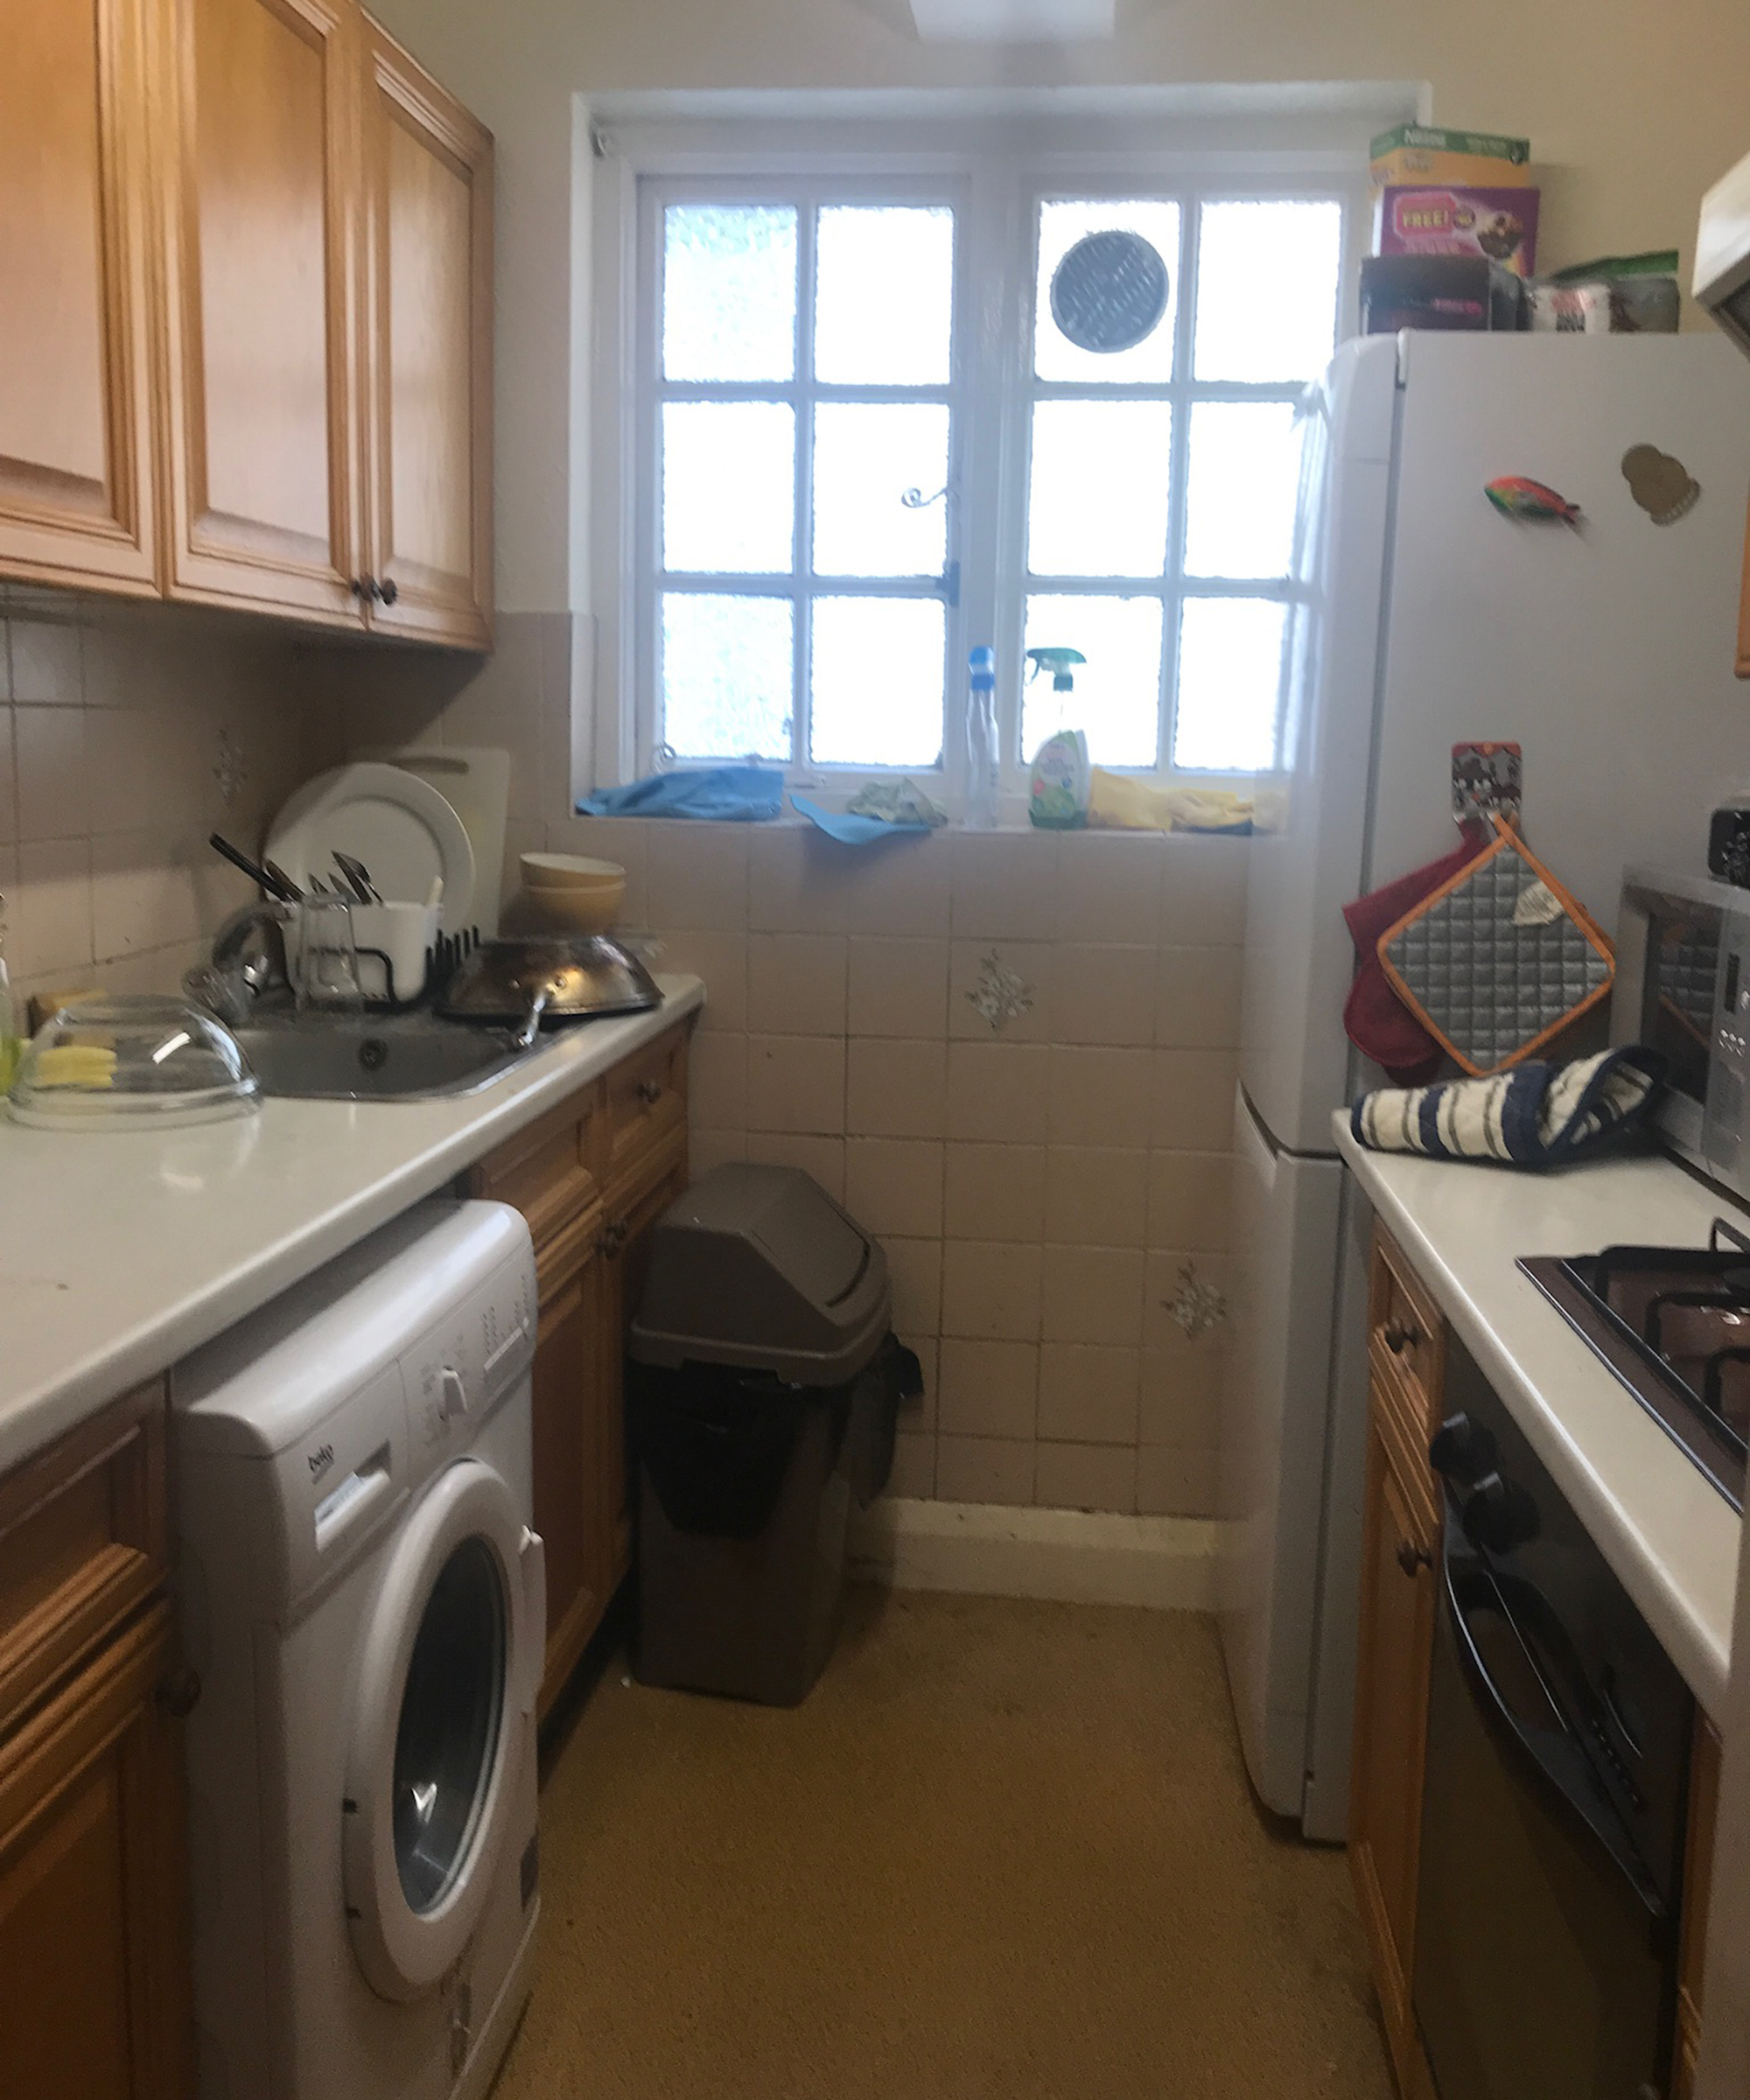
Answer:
xmin=404 ymin=1252 xmax=537 ymax=1452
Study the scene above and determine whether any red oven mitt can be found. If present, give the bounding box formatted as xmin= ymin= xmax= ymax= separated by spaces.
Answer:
xmin=1343 ymin=824 xmax=1488 ymax=1084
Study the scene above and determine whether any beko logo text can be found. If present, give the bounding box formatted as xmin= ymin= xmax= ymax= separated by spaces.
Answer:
xmin=307 ymin=1443 xmax=335 ymax=1482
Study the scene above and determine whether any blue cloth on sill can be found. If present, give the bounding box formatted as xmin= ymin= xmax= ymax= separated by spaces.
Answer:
xmin=789 ymin=794 xmax=934 ymax=845
xmin=576 ymin=766 xmax=784 ymax=822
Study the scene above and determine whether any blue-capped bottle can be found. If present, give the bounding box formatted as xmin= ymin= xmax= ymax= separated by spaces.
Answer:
xmin=966 ymin=646 xmax=999 ymax=830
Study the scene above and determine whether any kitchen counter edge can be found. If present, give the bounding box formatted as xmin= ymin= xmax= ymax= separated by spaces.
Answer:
xmin=0 ymin=979 xmax=704 ymax=1477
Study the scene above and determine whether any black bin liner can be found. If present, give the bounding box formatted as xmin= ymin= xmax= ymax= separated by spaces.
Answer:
xmin=631 ymin=1364 xmax=850 ymax=1540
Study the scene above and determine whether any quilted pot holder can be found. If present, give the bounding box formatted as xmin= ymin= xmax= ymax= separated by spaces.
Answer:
xmin=1376 ymin=819 xmax=1614 ymax=1076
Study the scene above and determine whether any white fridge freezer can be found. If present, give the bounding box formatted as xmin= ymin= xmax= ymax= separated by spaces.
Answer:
xmin=1222 ymin=331 xmax=1750 ymax=1838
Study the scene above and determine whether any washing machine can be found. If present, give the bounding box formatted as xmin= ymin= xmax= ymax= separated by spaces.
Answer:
xmin=173 ymin=1199 xmax=545 ymax=2100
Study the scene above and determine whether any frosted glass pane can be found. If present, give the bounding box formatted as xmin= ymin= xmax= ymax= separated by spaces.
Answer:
xmin=1194 ymin=200 xmax=1343 ymax=383
xmin=1035 ymin=200 xmax=1181 ymax=382
xmin=662 ymin=402 xmax=794 ymax=575
xmin=1173 ymin=598 xmax=1289 ymax=771
xmin=1028 ymin=400 xmax=1172 ymax=578
xmin=815 ymin=206 xmax=955 ymax=385
xmin=662 ymin=594 xmax=794 ymax=760
xmin=1022 ymin=595 xmax=1162 ymax=769
xmin=810 ymin=597 xmax=945 ymax=767
xmin=1184 ymin=402 xmax=1301 ymax=578
xmin=662 ymin=205 xmax=797 ymax=382
xmin=813 ymin=403 xmax=949 ymax=578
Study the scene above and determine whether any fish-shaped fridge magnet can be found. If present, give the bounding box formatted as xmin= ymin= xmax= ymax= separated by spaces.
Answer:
xmin=1484 ymin=476 xmax=1582 ymax=526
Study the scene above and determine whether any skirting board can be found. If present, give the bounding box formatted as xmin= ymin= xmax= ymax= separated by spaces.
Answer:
xmin=847 ymin=1498 xmax=1219 ymax=1610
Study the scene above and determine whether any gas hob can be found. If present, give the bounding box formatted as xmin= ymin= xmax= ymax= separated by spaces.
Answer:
xmin=1522 ymin=1219 xmax=1750 ymax=1509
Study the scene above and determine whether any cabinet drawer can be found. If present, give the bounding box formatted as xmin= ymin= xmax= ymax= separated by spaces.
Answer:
xmin=471 ymin=1088 xmax=601 ymax=1245
xmin=0 ymin=1385 xmax=168 ymax=1737
xmin=1370 ymin=1229 xmax=1447 ymax=1443
xmin=602 ymin=1027 xmax=688 ymax=1189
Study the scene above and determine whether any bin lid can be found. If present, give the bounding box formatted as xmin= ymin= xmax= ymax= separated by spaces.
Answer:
xmin=628 ymin=1164 xmax=891 ymax=1385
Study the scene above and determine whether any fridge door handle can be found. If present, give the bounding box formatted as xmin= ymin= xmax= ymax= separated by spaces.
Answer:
xmin=1440 ymin=1528 xmax=1667 ymax=1927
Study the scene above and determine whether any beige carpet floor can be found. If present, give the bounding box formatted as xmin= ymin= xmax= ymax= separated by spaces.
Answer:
xmin=494 ymin=1590 xmax=1395 ymax=2100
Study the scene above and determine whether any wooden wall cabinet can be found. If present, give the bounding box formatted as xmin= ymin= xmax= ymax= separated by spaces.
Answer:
xmin=2 ymin=0 xmax=493 ymax=641
xmin=0 ymin=0 xmax=159 ymax=593
xmin=0 ymin=1383 xmax=191 ymax=2100
xmin=471 ymin=1022 xmax=692 ymax=1716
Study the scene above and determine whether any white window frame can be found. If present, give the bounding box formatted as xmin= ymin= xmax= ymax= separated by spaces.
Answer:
xmin=587 ymin=110 xmax=1376 ymax=811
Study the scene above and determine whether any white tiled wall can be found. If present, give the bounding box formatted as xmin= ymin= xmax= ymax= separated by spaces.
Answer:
xmin=556 ymin=817 xmax=1243 ymax=1519
xmin=0 ymin=590 xmax=317 ymax=1009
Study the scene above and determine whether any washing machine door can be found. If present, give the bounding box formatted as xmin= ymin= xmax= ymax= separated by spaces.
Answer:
xmin=342 ymin=1456 xmax=544 ymax=2002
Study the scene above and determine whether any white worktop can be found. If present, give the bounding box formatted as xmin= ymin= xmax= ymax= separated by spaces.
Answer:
xmin=0 ymin=978 xmax=704 ymax=1477
xmin=1336 ymin=1116 xmax=1743 ymax=1720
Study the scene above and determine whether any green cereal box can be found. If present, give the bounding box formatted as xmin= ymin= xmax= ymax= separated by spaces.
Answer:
xmin=1370 ymin=122 xmax=1533 ymax=191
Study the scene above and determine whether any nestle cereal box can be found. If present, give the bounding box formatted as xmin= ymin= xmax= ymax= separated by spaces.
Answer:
xmin=1374 ymin=186 xmax=1540 ymax=276
xmin=1369 ymin=123 xmax=1533 ymax=190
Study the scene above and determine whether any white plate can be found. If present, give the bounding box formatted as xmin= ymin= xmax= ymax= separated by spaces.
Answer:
xmin=266 ymin=764 xmax=475 ymax=933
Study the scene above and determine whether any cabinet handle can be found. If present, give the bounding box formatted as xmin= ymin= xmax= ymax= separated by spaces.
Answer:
xmin=351 ymin=574 xmax=382 ymax=602
xmin=635 ymin=1077 xmax=663 ymax=1105
xmin=158 ymin=1665 xmax=203 ymax=1718
xmin=1395 ymin=1539 xmax=1432 ymax=1578
xmin=1384 ymin=1320 xmax=1418 ymax=1355
xmin=378 ymin=577 xmax=399 ymax=606
xmin=603 ymin=1217 xmax=630 ymax=1256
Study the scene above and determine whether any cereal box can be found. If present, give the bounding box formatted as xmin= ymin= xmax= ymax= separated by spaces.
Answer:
xmin=1368 ymin=123 xmax=1532 ymax=190
xmin=1374 ymin=186 xmax=1540 ymax=276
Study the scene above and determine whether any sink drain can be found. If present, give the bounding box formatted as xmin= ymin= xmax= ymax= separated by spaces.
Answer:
xmin=358 ymin=1039 xmax=389 ymax=1073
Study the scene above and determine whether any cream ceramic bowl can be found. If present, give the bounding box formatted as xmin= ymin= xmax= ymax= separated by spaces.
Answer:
xmin=519 ymin=853 xmax=624 ymax=893
xmin=508 ymin=853 xmax=626 ymax=934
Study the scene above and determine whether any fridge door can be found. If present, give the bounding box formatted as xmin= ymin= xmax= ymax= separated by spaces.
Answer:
xmin=1241 ymin=337 xmax=1399 ymax=1157
xmin=1370 ymin=332 xmax=1750 ymax=920
xmin=1219 ymin=1082 xmax=1347 ymax=1821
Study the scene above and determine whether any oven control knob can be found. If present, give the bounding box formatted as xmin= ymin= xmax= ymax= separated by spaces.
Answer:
xmin=1429 ymin=1412 xmax=1497 ymax=1487
xmin=1460 ymin=1471 xmax=1538 ymax=1554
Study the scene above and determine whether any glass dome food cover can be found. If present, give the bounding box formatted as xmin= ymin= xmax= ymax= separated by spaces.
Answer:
xmin=8 ymin=995 xmax=261 ymax=1129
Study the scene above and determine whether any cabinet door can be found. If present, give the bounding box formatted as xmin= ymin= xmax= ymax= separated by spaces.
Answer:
xmin=160 ymin=0 xmax=365 ymax=623
xmin=0 ymin=1605 xmax=188 ymax=2100
xmin=360 ymin=21 xmax=493 ymax=647
xmin=0 ymin=0 xmax=158 ymax=593
xmin=1738 ymin=489 xmax=1750 ymax=680
xmin=598 ymin=1146 xmax=690 ymax=1608
xmin=1348 ymin=1406 xmax=1437 ymax=2091
xmin=531 ymin=1212 xmax=606 ymax=1718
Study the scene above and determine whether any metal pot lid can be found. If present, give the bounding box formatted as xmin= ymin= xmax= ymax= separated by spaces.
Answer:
xmin=438 ymin=934 xmax=662 ymax=1021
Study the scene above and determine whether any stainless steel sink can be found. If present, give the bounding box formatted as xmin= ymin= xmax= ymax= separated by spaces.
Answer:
xmin=232 ymin=1013 xmax=531 ymax=1101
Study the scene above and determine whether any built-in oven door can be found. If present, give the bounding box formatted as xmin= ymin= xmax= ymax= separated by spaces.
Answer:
xmin=1412 ymin=1519 xmax=1675 ymax=2100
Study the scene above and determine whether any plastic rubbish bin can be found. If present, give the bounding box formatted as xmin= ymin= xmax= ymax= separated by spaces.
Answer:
xmin=626 ymin=1163 xmax=921 ymax=1705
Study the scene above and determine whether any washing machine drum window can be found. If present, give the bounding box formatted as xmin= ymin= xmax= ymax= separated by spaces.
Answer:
xmin=344 ymin=1458 xmax=540 ymax=2003
xmin=393 ymin=1536 xmax=505 ymax=1914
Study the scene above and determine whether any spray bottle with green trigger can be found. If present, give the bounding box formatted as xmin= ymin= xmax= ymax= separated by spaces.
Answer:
xmin=1024 ymin=648 xmax=1090 ymax=830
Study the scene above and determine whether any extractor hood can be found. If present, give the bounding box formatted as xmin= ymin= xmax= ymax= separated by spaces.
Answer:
xmin=910 ymin=0 xmax=1116 ymax=40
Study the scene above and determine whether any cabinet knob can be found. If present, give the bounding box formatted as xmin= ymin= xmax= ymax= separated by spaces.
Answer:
xmin=158 ymin=1665 xmax=203 ymax=1718
xmin=1395 ymin=1539 xmax=1432 ymax=1578
xmin=350 ymin=574 xmax=374 ymax=601
xmin=378 ymin=577 xmax=399 ymax=606
xmin=1383 ymin=1320 xmax=1418 ymax=1354
xmin=603 ymin=1218 xmax=630 ymax=1256
xmin=635 ymin=1078 xmax=663 ymax=1105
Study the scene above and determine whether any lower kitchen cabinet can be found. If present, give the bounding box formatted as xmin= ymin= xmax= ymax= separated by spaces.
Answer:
xmin=470 ymin=1020 xmax=692 ymax=1715
xmin=1349 ymin=1407 xmax=1438 ymax=2090
xmin=1674 ymin=1720 xmax=1722 ymax=2100
xmin=0 ymin=1384 xmax=190 ymax=2100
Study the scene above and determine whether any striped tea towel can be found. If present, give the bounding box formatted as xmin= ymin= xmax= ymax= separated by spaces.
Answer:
xmin=1350 ymin=1046 xmax=1665 ymax=1168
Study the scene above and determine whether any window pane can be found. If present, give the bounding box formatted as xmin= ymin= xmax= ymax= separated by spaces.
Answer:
xmin=815 ymin=206 xmax=955 ymax=385
xmin=1193 ymin=200 xmax=1343 ymax=383
xmin=1028 ymin=400 xmax=1172 ymax=578
xmin=1035 ymin=199 xmax=1181 ymax=383
xmin=1022 ymin=595 xmax=1163 ymax=768
xmin=1173 ymin=597 xmax=1288 ymax=771
xmin=810 ymin=597 xmax=944 ymax=766
xmin=662 ymin=402 xmax=794 ymax=575
xmin=662 ymin=204 xmax=797 ymax=383
xmin=1184 ymin=401 xmax=1301 ymax=579
xmin=662 ymin=594 xmax=794 ymax=760
xmin=813 ymin=403 xmax=949 ymax=578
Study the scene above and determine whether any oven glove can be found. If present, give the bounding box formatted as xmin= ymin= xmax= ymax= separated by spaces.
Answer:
xmin=1342 ymin=823 xmax=1490 ymax=1085
xmin=1349 ymin=1045 xmax=1667 ymax=1167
